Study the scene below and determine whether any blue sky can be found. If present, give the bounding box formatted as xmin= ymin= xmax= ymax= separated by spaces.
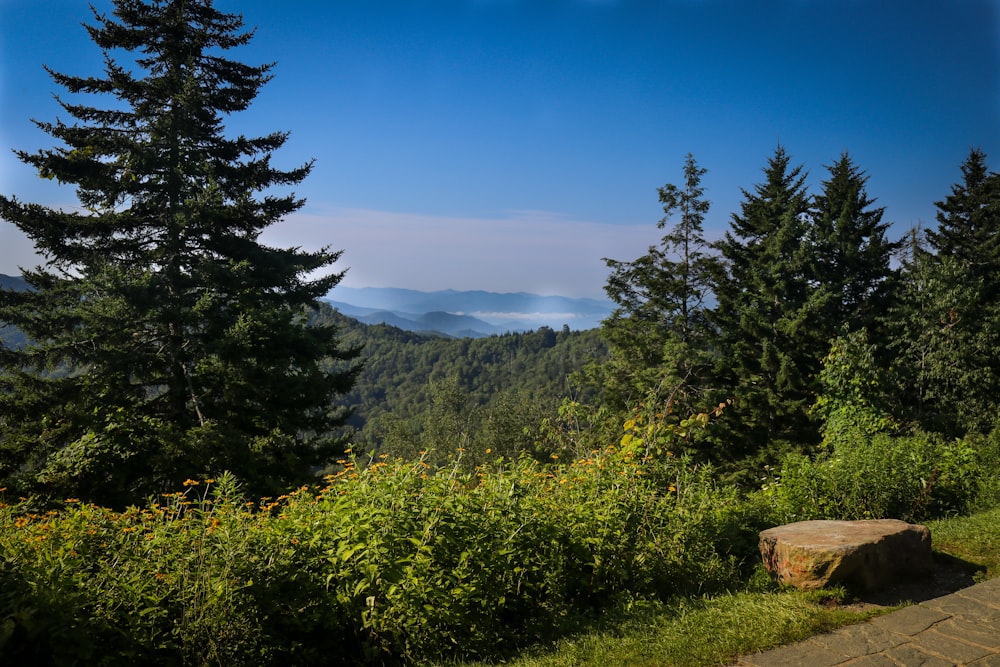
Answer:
xmin=2 ymin=0 xmax=998 ymax=298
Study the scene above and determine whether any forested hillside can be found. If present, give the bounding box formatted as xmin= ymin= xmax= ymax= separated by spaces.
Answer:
xmin=312 ymin=304 xmax=608 ymax=459
xmin=3 ymin=1 xmax=1000 ymax=663
xmin=0 ymin=284 xmax=607 ymax=464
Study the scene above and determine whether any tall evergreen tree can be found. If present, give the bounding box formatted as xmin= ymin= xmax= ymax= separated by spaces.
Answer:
xmin=0 ymin=0 xmax=359 ymax=505
xmin=599 ymin=154 xmax=718 ymax=418
xmin=926 ymin=148 xmax=1000 ymax=297
xmin=710 ymin=146 xmax=819 ymax=460
xmin=809 ymin=152 xmax=899 ymax=333
xmin=889 ymin=149 xmax=1000 ymax=436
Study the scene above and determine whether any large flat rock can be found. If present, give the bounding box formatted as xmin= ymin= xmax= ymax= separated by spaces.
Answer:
xmin=760 ymin=519 xmax=931 ymax=590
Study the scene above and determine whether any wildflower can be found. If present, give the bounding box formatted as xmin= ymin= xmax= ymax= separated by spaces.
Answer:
xmin=65 ymin=498 xmax=80 ymax=503
xmin=14 ymin=517 xmax=29 ymax=528
xmin=182 ymin=479 xmax=199 ymax=487
xmin=204 ymin=478 xmax=215 ymax=484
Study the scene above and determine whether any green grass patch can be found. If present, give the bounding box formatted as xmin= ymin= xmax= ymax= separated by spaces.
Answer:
xmin=447 ymin=589 xmax=879 ymax=667
xmin=445 ymin=504 xmax=1000 ymax=667
xmin=927 ymin=505 xmax=1000 ymax=577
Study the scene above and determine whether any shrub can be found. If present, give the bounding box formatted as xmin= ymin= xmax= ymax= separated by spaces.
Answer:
xmin=0 ymin=448 xmax=759 ymax=665
xmin=763 ymin=430 xmax=984 ymax=522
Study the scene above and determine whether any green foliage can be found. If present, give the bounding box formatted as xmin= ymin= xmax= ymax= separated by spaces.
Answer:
xmin=812 ymin=329 xmax=894 ymax=448
xmin=885 ymin=150 xmax=1000 ymax=437
xmin=710 ymin=146 xmax=822 ymax=460
xmin=764 ymin=430 xmax=984 ymax=522
xmin=599 ymin=154 xmax=718 ymax=414
xmin=712 ymin=147 xmax=897 ymax=472
xmin=0 ymin=440 xmax=762 ymax=665
xmin=0 ymin=1 xmax=359 ymax=505
xmin=808 ymin=153 xmax=899 ymax=334
xmin=312 ymin=305 xmax=608 ymax=455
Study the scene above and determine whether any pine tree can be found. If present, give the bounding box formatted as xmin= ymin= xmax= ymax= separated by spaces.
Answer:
xmin=927 ymin=148 xmax=1000 ymax=297
xmin=0 ymin=0 xmax=359 ymax=505
xmin=809 ymin=152 xmax=899 ymax=333
xmin=599 ymin=154 xmax=718 ymax=419
xmin=710 ymin=146 xmax=818 ymax=460
xmin=889 ymin=149 xmax=1000 ymax=436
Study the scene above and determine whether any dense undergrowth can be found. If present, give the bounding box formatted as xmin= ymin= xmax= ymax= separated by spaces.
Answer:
xmin=2 ymin=422 xmax=999 ymax=665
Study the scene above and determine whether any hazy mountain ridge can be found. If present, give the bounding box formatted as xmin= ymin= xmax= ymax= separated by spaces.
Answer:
xmin=325 ymin=286 xmax=611 ymax=336
xmin=0 ymin=275 xmax=611 ymax=338
xmin=323 ymin=301 xmax=504 ymax=337
xmin=0 ymin=275 xmax=29 ymax=292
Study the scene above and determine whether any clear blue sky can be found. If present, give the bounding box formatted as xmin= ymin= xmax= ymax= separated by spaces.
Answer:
xmin=2 ymin=0 xmax=998 ymax=297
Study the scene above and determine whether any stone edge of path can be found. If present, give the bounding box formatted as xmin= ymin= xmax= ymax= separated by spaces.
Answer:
xmin=731 ymin=577 xmax=1000 ymax=667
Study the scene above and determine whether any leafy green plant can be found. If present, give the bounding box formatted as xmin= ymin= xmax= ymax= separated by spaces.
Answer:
xmin=764 ymin=430 xmax=986 ymax=522
xmin=0 ymin=435 xmax=767 ymax=665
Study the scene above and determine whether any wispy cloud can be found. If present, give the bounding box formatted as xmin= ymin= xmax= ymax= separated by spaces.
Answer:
xmin=1 ymin=204 xmax=660 ymax=299
xmin=261 ymin=206 xmax=658 ymax=298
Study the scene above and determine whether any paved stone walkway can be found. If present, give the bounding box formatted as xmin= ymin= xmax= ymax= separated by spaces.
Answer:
xmin=733 ymin=577 xmax=1000 ymax=666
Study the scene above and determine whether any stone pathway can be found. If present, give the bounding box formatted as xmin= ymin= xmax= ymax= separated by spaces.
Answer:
xmin=733 ymin=577 xmax=1000 ymax=666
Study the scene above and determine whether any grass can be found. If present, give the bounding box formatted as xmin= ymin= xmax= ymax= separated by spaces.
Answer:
xmin=444 ymin=587 xmax=880 ymax=667
xmin=927 ymin=505 xmax=1000 ymax=578
xmin=442 ymin=505 xmax=1000 ymax=667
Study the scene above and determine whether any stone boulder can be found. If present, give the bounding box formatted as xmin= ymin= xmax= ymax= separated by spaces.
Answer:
xmin=759 ymin=519 xmax=931 ymax=591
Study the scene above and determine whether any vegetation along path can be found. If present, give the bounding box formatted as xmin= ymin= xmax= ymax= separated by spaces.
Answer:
xmin=733 ymin=577 xmax=1000 ymax=666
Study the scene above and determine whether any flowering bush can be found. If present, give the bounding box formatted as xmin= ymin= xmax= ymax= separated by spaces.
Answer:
xmin=0 ymin=448 xmax=756 ymax=665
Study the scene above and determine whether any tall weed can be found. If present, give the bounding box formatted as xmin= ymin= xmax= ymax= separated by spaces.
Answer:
xmin=764 ymin=430 xmax=984 ymax=522
xmin=0 ymin=450 xmax=756 ymax=665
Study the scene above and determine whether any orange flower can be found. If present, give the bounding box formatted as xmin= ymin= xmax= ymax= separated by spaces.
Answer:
xmin=182 ymin=479 xmax=199 ymax=487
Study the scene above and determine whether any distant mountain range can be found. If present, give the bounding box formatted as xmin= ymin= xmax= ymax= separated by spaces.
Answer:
xmin=325 ymin=286 xmax=612 ymax=337
xmin=0 ymin=274 xmax=28 ymax=292
xmin=0 ymin=274 xmax=612 ymax=339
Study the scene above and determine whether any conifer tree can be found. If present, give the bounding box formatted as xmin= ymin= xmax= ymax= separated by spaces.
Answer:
xmin=809 ymin=152 xmax=899 ymax=333
xmin=926 ymin=148 xmax=1000 ymax=296
xmin=889 ymin=149 xmax=1000 ymax=436
xmin=600 ymin=154 xmax=718 ymax=419
xmin=710 ymin=146 xmax=818 ymax=459
xmin=0 ymin=0 xmax=359 ymax=505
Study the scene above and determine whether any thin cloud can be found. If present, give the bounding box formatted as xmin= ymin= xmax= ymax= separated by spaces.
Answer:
xmin=261 ymin=206 xmax=658 ymax=298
